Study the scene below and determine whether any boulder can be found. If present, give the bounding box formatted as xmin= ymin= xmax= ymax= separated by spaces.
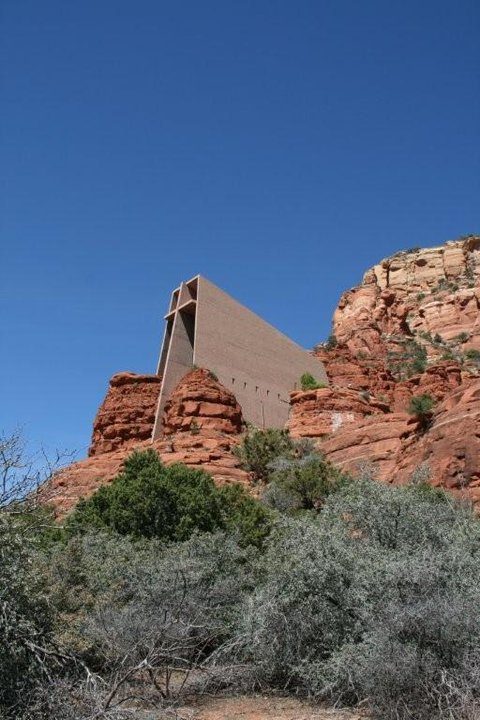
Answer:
xmin=89 ymin=372 xmax=161 ymax=456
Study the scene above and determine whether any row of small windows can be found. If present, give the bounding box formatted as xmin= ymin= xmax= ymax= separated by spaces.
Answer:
xmin=231 ymin=377 xmax=282 ymax=400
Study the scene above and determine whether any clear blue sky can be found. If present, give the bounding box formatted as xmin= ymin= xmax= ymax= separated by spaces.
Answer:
xmin=1 ymin=0 xmax=479 ymax=457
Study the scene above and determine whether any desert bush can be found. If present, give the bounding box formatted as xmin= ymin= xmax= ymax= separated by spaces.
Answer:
xmin=0 ymin=430 xmax=73 ymax=511
xmin=240 ymin=478 xmax=480 ymax=719
xmin=67 ymin=450 xmax=222 ymax=541
xmin=0 ymin=434 xmax=79 ymax=718
xmin=408 ymin=393 xmax=435 ymax=428
xmin=263 ymin=453 xmax=350 ymax=512
xmin=67 ymin=450 xmax=270 ymax=546
xmin=232 ymin=427 xmax=296 ymax=481
xmin=0 ymin=515 xmax=59 ymax=716
xmin=441 ymin=348 xmax=456 ymax=361
xmin=325 ymin=334 xmax=338 ymax=349
xmin=465 ymin=348 xmax=480 ymax=361
xmin=47 ymin=530 xmax=258 ymax=703
xmin=299 ymin=372 xmax=326 ymax=391
xmin=387 ymin=340 xmax=427 ymax=379
xmin=216 ymin=483 xmax=273 ymax=547
xmin=17 ymin=679 xmax=142 ymax=720
xmin=408 ymin=460 xmax=431 ymax=485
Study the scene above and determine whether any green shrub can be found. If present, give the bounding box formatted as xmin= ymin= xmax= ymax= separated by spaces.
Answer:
xmin=437 ymin=277 xmax=451 ymax=292
xmin=325 ymin=334 xmax=338 ymax=349
xmin=465 ymin=349 xmax=480 ymax=361
xmin=441 ymin=349 xmax=455 ymax=361
xmin=464 ymin=261 xmax=475 ymax=286
xmin=300 ymin=372 xmax=326 ymax=391
xmin=264 ymin=454 xmax=351 ymax=513
xmin=410 ymin=348 xmax=428 ymax=374
xmin=67 ymin=450 xmax=222 ymax=541
xmin=232 ymin=427 xmax=296 ymax=482
xmin=67 ymin=449 xmax=271 ymax=546
xmin=387 ymin=340 xmax=427 ymax=379
xmin=408 ymin=393 xmax=435 ymax=421
xmin=190 ymin=419 xmax=200 ymax=434
xmin=217 ymin=483 xmax=273 ymax=547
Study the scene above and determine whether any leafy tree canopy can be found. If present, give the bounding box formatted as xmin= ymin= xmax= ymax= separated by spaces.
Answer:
xmin=67 ymin=449 xmax=272 ymax=547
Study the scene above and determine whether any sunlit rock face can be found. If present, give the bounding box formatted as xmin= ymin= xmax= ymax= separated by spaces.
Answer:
xmin=326 ymin=236 xmax=479 ymax=362
xmin=294 ymin=236 xmax=479 ymax=505
xmin=89 ymin=372 xmax=162 ymax=456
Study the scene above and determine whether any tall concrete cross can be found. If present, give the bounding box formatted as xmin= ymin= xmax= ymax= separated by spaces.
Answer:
xmin=152 ymin=275 xmax=327 ymax=439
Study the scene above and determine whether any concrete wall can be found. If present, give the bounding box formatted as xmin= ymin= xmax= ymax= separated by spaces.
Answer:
xmin=194 ymin=277 xmax=327 ymax=428
xmin=152 ymin=287 xmax=196 ymax=438
xmin=152 ymin=275 xmax=328 ymax=438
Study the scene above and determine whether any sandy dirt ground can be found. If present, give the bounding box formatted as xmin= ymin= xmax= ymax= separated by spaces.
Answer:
xmin=171 ymin=695 xmax=363 ymax=720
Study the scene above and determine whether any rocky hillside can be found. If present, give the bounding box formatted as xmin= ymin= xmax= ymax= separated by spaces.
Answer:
xmin=44 ymin=236 xmax=480 ymax=515
xmin=316 ymin=235 xmax=479 ymax=388
xmin=42 ymin=368 xmax=249 ymax=516
xmin=291 ymin=235 xmax=480 ymax=501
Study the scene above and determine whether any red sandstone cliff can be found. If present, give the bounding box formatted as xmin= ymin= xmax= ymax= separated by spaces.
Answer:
xmin=315 ymin=235 xmax=479 ymax=386
xmin=43 ymin=236 xmax=480 ymax=515
xmin=289 ymin=236 xmax=480 ymax=503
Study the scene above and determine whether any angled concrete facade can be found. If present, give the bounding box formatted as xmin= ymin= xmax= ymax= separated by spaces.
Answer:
xmin=152 ymin=275 xmax=328 ymax=438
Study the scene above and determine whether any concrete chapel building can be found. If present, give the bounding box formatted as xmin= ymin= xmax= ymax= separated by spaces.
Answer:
xmin=152 ymin=275 xmax=327 ymax=439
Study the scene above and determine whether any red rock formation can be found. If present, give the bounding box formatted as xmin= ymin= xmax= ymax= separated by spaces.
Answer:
xmin=89 ymin=372 xmax=161 ymax=456
xmin=162 ymin=368 xmax=244 ymax=435
xmin=155 ymin=432 xmax=247 ymax=487
xmin=289 ymin=238 xmax=480 ymax=504
xmin=396 ymin=379 xmax=480 ymax=501
xmin=317 ymin=236 xmax=480 ymax=385
xmin=155 ymin=368 xmax=247 ymax=488
xmin=320 ymin=412 xmax=416 ymax=482
xmin=43 ymin=368 xmax=248 ymax=517
xmin=288 ymin=386 xmax=389 ymax=438
xmin=390 ymin=362 xmax=464 ymax=412
xmin=289 ymin=376 xmax=480 ymax=504
xmin=314 ymin=345 xmax=396 ymax=397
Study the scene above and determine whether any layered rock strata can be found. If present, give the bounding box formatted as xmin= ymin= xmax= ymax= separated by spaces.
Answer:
xmin=89 ymin=372 xmax=161 ymax=456
xmin=291 ymin=237 xmax=480 ymax=504
xmin=44 ymin=369 xmax=248 ymax=517
xmin=321 ymin=236 xmax=479 ymax=374
xmin=294 ymin=378 xmax=480 ymax=503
